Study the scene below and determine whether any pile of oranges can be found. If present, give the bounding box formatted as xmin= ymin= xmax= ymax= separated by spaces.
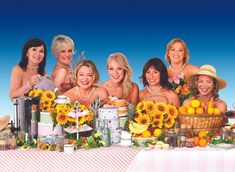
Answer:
xmin=193 ymin=130 xmax=211 ymax=147
xmin=179 ymin=99 xmax=221 ymax=115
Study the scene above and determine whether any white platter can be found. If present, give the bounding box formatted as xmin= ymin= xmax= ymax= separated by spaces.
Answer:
xmin=209 ymin=143 xmax=235 ymax=149
xmin=64 ymin=124 xmax=92 ymax=134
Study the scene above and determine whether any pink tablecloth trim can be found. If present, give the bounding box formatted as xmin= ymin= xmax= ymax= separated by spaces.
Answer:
xmin=0 ymin=146 xmax=139 ymax=172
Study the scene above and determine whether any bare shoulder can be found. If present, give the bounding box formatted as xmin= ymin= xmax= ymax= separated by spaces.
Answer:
xmin=12 ymin=65 xmax=23 ymax=73
xmin=139 ymin=88 xmax=147 ymax=101
xmin=99 ymin=80 xmax=109 ymax=89
xmin=186 ymin=64 xmax=199 ymax=73
xmin=131 ymin=82 xmax=139 ymax=91
xmin=215 ymin=98 xmax=227 ymax=113
xmin=96 ymin=85 xmax=108 ymax=93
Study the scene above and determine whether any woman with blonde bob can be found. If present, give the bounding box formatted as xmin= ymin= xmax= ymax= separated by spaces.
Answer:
xmin=183 ymin=64 xmax=227 ymax=114
xmin=101 ymin=53 xmax=139 ymax=105
xmin=63 ymin=60 xmax=108 ymax=108
xmin=51 ymin=34 xmax=76 ymax=95
xmin=165 ymin=38 xmax=199 ymax=82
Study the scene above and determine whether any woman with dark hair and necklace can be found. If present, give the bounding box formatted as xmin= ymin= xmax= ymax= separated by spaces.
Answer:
xmin=165 ymin=38 xmax=199 ymax=82
xmin=51 ymin=34 xmax=76 ymax=95
xmin=139 ymin=58 xmax=180 ymax=107
xmin=9 ymin=38 xmax=47 ymax=100
xmin=63 ymin=60 xmax=108 ymax=108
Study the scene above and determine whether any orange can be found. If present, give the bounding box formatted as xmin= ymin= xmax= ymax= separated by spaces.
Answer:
xmin=198 ymin=130 xmax=207 ymax=139
xmin=206 ymin=136 xmax=211 ymax=143
xmin=200 ymin=101 xmax=206 ymax=108
xmin=142 ymin=130 xmax=151 ymax=138
xmin=193 ymin=136 xmax=199 ymax=146
xmin=179 ymin=106 xmax=187 ymax=115
xmin=198 ymin=138 xmax=207 ymax=147
xmin=196 ymin=107 xmax=204 ymax=115
xmin=207 ymin=107 xmax=214 ymax=115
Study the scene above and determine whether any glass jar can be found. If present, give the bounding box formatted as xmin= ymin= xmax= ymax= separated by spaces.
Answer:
xmin=164 ymin=129 xmax=177 ymax=148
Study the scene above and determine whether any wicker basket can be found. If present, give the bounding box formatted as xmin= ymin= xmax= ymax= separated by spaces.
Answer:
xmin=179 ymin=114 xmax=224 ymax=133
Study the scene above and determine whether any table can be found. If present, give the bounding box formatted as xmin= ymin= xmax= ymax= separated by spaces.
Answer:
xmin=0 ymin=146 xmax=139 ymax=172
xmin=127 ymin=147 xmax=235 ymax=172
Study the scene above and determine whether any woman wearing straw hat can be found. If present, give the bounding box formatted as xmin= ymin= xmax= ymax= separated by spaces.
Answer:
xmin=165 ymin=38 xmax=199 ymax=81
xmin=183 ymin=64 xmax=227 ymax=114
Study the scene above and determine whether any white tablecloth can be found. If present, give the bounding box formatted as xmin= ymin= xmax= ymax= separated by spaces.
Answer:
xmin=127 ymin=147 xmax=235 ymax=172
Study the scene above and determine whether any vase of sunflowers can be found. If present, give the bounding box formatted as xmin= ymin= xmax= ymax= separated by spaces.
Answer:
xmin=129 ymin=101 xmax=178 ymax=140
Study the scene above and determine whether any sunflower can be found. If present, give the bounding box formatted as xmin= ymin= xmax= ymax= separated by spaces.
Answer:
xmin=79 ymin=116 xmax=87 ymax=125
xmin=153 ymin=113 xmax=163 ymax=121
xmin=43 ymin=90 xmax=56 ymax=101
xmin=145 ymin=101 xmax=157 ymax=115
xmin=85 ymin=112 xmax=93 ymax=121
xmin=36 ymin=89 xmax=44 ymax=98
xmin=164 ymin=118 xmax=175 ymax=128
xmin=152 ymin=119 xmax=163 ymax=128
xmin=41 ymin=105 xmax=50 ymax=112
xmin=67 ymin=116 xmax=76 ymax=123
xmin=134 ymin=110 xmax=143 ymax=119
xmin=28 ymin=90 xmax=36 ymax=97
xmin=155 ymin=102 xmax=168 ymax=115
xmin=167 ymin=105 xmax=178 ymax=119
xmin=162 ymin=113 xmax=169 ymax=121
xmin=56 ymin=113 xmax=67 ymax=125
xmin=79 ymin=104 xmax=88 ymax=111
xmin=136 ymin=101 xmax=147 ymax=111
xmin=138 ymin=115 xmax=150 ymax=126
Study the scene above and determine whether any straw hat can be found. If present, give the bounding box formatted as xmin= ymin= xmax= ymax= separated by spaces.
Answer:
xmin=0 ymin=115 xmax=10 ymax=131
xmin=188 ymin=65 xmax=227 ymax=89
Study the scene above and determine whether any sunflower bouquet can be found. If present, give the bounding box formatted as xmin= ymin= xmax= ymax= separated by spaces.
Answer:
xmin=169 ymin=73 xmax=190 ymax=105
xmin=28 ymin=89 xmax=56 ymax=112
xmin=50 ymin=101 xmax=94 ymax=130
xmin=129 ymin=101 xmax=178 ymax=138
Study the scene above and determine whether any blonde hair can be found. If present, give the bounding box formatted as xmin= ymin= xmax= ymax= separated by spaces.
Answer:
xmin=51 ymin=34 xmax=75 ymax=56
xmin=165 ymin=38 xmax=190 ymax=64
xmin=107 ymin=53 xmax=132 ymax=98
xmin=75 ymin=60 xmax=99 ymax=84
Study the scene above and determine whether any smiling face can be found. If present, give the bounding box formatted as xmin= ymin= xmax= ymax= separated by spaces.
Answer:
xmin=27 ymin=45 xmax=45 ymax=66
xmin=196 ymin=75 xmax=215 ymax=96
xmin=168 ymin=42 xmax=185 ymax=64
xmin=145 ymin=66 xmax=161 ymax=86
xmin=56 ymin=42 xmax=73 ymax=66
xmin=76 ymin=66 xmax=94 ymax=89
xmin=108 ymin=59 xmax=125 ymax=84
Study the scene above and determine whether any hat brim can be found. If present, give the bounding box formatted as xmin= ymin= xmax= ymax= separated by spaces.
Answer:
xmin=187 ymin=72 xmax=227 ymax=90
xmin=0 ymin=115 xmax=10 ymax=131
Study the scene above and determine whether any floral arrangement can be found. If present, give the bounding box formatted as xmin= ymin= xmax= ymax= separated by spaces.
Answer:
xmin=129 ymin=101 xmax=178 ymax=138
xmin=50 ymin=101 xmax=93 ymax=129
xmin=169 ymin=73 xmax=190 ymax=105
xmin=28 ymin=89 xmax=56 ymax=112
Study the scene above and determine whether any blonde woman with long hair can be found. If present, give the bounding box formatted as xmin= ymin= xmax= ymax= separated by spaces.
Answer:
xmin=101 ymin=53 xmax=139 ymax=105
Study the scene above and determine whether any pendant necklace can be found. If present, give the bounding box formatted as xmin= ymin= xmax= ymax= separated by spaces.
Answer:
xmin=77 ymin=86 xmax=95 ymax=100
xmin=146 ymin=86 xmax=162 ymax=95
xmin=169 ymin=63 xmax=186 ymax=74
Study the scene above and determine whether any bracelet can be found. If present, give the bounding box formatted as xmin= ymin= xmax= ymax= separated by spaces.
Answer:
xmin=26 ymin=81 xmax=32 ymax=89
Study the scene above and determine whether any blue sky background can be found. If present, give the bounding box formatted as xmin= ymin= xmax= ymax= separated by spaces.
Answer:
xmin=1 ymin=0 xmax=235 ymax=118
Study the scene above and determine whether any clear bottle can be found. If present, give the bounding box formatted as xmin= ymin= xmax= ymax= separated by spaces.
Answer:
xmin=102 ymin=119 xmax=111 ymax=147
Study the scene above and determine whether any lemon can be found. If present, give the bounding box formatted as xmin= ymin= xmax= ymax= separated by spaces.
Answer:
xmin=190 ymin=99 xmax=200 ymax=108
xmin=187 ymin=107 xmax=195 ymax=115
xmin=196 ymin=107 xmax=204 ymax=115
xmin=213 ymin=108 xmax=221 ymax=115
xmin=153 ymin=129 xmax=162 ymax=137
xmin=207 ymin=107 xmax=214 ymax=115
